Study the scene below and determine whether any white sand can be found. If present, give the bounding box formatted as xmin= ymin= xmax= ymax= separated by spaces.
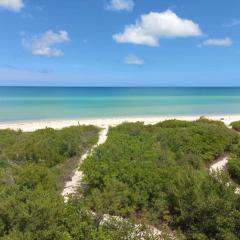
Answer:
xmin=61 ymin=126 xmax=109 ymax=200
xmin=235 ymin=187 xmax=240 ymax=194
xmin=209 ymin=156 xmax=240 ymax=194
xmin=0 ymin=114 xmax=239 ymax=131
xmin=210 ymin=156 xmax=228 ymax=172
xmin=101 ymin=214 xmax=164 ymax=238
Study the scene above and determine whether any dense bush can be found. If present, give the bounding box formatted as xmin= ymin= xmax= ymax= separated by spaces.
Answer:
xmin=0 ymin=125 xmax=162 ymax=240
xmin=0 ymin=126 xmax=99 ymax=189
xmin=228 ymin=157 xmax=240 ymax=184
xmin=0 ymin=126 xmax=98 ymax=239
xmin=82 ymin=120 xmax=240 ymax=239
xmin=1 ymin=121 xmax=240 ymax=239
xmin=0 ymin=126 xmax=99 ymax=166
xmin=231 ymin=121 xmax=240 ymax=131
xmin=228 ymin=138 xmax=240 ymax=185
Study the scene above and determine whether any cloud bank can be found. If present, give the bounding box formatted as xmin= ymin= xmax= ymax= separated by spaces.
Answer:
xmin=113 ymin=10 xmax=202 ymax=46
xmin=22 ymin=30 xmax=70 ymax=57
xmin=0 ymin=0 xmax=24 ymax=12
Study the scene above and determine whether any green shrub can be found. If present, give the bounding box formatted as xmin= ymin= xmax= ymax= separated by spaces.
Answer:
xmin=0 ymin=126 xmax=99 ymax=167
xmin=82 ymin=121 xmax=240 ymax=239
xmin=231 ymin=121 xmax=240 ymax=131
xmin=228 ymin=157 xmax=240 ymax=184
xmin=1 ymin=121 xmax=240 ymax=239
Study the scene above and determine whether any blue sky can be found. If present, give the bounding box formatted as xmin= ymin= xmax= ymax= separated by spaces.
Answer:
xmin=0 ymin=0 xmax=239 ymax=86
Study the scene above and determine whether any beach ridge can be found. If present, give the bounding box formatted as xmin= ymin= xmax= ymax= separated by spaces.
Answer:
xmin=0 ymin=114 xmax=239 ymax=131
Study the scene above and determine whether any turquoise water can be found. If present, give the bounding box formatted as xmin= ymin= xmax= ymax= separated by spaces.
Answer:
xmin=1 ymin=87 xmax=240 ymax=122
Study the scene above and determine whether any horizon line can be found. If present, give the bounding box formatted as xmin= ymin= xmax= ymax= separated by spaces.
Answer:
xmin=1 ymin=86 xmax=240 ymax=88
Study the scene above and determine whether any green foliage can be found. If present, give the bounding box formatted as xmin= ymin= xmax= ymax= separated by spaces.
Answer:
xmin=228 ymin=157 xmax=240 ymax=184
xmin=0 ymin=125 xmax=163 ymax=239
xmin=166 ymin=168 xmax=239 ymax=239
xmin=228 ymin=139 xmax=240 ymax=185
xmin=0 ymin=125 xmax=100 ymax=240
xmin=197 ymin=116 xmax=225 ymax=126
xmin=0 ymin=126 xmax=99 ymax=167
xmin=0 ymin=125 xmax=99 ymax=188
xmin=1 ymin=121 xmax=240 ymax=239
xmin=156 ymin=120 xmax=237 ymax=163
xmin=231 ymin=121 xmax=240 ymax=131
xmin=0 ymin=185 xmax=68 ymax=239
xmin=82 ymin=120 xmax=240 ymax=239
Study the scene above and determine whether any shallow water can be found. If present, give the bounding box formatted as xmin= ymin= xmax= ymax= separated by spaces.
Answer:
xmin=1 ymin=87 xmax=240 ymax=122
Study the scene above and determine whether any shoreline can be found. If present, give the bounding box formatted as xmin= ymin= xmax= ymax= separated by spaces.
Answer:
xmin=0 ymin=114 xmax=239 ymax=131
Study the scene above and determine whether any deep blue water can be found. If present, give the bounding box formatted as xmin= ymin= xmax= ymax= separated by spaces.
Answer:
xmin=0 ymin=87 xmax=240 ymax=122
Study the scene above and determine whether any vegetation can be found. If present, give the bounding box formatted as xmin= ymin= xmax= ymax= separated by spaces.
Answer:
xmin=0 ymin=125 xmax=161 ymax=239
xmin=228 ymin=157 xmax=240 ymax=184
xmin=0 ymin=126 xmax=98 ymax=239
xmin=1 ymin=120 xmax=240 ymax=239
xmin=0 ymin=126 xmax=99 ymax=189
xmin=231 ymin=120 xmax=240 ymax=132
xmin=82 ymin=120 xmax=240 ymax=239
xmin=228 ymin=140 xmax=240 ymax=185
xmin=227 ymin=121 xmax=240 ymax=185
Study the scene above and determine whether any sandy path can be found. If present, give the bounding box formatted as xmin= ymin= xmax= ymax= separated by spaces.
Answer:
xmin=209 ymin=156 xmax=240 ymax=194
xmin=101 ymin=214 xmax=167 ymax=239
xmin=61 ymin=126 xmax=109 ymax=200
xmin=61 ymin=126 xmax=170 ymax=238
xmin=209 ymin=156 xmax=228 ymax=172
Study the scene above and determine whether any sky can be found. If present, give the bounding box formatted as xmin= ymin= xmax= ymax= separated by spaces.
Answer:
xmin=0 ymin=0 xmax=239 ymax=86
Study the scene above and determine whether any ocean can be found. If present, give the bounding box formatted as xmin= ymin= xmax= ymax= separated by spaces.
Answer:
xmin=0 ymin=87 xmax=240 ymax=122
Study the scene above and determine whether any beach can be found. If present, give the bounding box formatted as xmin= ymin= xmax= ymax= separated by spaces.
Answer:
xmin=0 ymin=114 xmax=239 ymax=131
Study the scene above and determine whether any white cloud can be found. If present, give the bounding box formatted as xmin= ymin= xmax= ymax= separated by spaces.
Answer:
xmin=106 ymin=0 xmax=134 ymax=11
xmin=0 ymin=0 xmax=24 ymax=12
xmin=113 ymin=10 xmax=202 ymax=46
xmin=22 ymin=30 xmax=70 ymax=57
xmin=124 ymin=55 xmax=144 ymax=65
xmin=202 ymin=37 xmax=233 ymax=47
